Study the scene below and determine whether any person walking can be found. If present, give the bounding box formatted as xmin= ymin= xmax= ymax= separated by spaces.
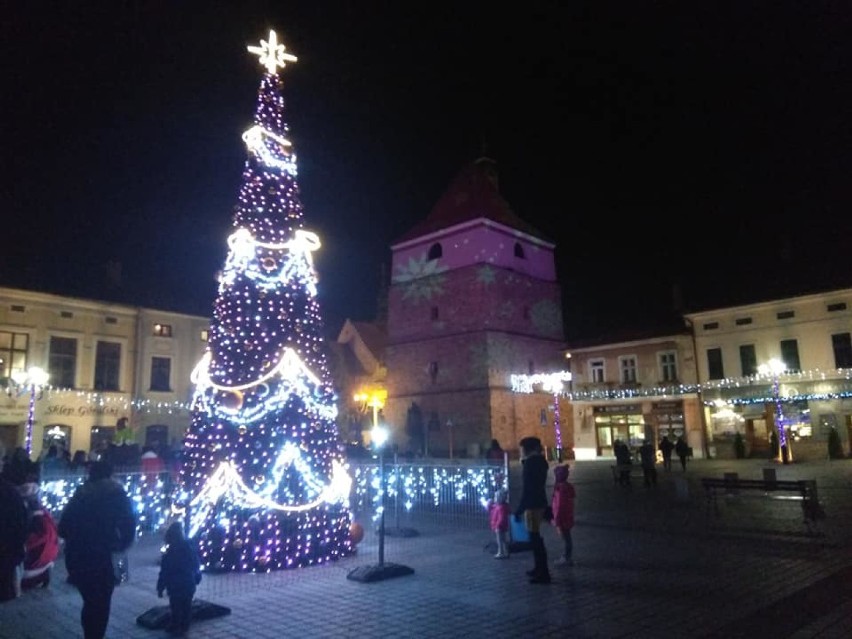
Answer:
xmin=488 ymin=489 xmax=511 ymax=559
xmin=675 ymin=436 xmax=690 ymax=471
xmin=515 ymin=436 xmax=550 ymax=584
xmin=639 ymin=440 xmax=658 ymax=487
xmin=0 ymin=447 xmax=28 ymax=602
xmin=659 ymin=435 xmax=674 ymax=471
xmin=614 ymin=439 xmax=632 ymax=486
xmin=157 ymin=522 xmax=202 ymax=637
xmin=551 ymin=465 xmax=576 ymax=567
xmin=59 ymin=461 xmax=136 ymax=639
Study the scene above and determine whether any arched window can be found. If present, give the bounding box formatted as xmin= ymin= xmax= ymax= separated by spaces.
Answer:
xmin=428 ymin=242 xmax=443 ymax=260
xmin=514 ymin=242 xmax=525 ymax=259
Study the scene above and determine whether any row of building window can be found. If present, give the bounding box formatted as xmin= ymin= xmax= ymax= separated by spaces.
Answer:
xmin=0 ymin=331 xmax=173 ymax=392
xmin=705 ymin=332 xmax=852 ymax=380
xmin=585 ymin=352 xmax=679 ymax=386
xmin=426 ymin=241 xmax=528 ymax=261
xmin=702 ymin=302 xmax=847 ymax=331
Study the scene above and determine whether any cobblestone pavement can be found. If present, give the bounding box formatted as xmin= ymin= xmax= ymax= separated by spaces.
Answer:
xmin=1 ymin=458 xmax=850 ymax=638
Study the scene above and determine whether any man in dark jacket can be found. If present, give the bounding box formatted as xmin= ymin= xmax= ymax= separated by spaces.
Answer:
xmin=59 ymin=461 xmax=136 ymax=639
xmin=515 ymin=436 xmax=550 ymax=584
xmin=0 ymin=447 xmax=28 ymax=602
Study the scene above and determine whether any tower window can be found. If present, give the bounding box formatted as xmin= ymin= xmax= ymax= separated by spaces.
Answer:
xmin=429 ymin=361 xmax=439 ymax=383
xmin=514 ymin=242 xmax=525 ymax=259
xmin=430 ymin=306 xmax=439 ymax=321
xmin=427 ymin=243 xmax=443 ymax=260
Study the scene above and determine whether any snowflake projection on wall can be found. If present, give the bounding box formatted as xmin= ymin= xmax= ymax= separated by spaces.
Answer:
xmin=497 ymin=300 xmax=517 ymax=320
xmin=503 ymin=272 xmax=533 ymax=289
xmin=475 ymin=265 xmax=496 ymax=285
xmin=467 ymin=336 xmax=518 ymax=380
xmin=530 ymin=300 xmax=562 ymax=334
xmin=393 ymin=252 xmax=448 ymax=303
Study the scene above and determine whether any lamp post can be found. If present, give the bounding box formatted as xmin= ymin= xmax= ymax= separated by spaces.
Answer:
xmin=353 ymin=388 xmax=386 ymax=445
xmin=11 ymin=366 xmax=49 ymax=457
xmin=346 ymin=424 xmax=414 ymax=583
xmin=758 ymin=358 xmax=790 ymax=464
xmin=372 ymin=424 xmax=389 ymax=566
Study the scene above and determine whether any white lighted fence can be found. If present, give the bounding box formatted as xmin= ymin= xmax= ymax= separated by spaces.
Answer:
xmin=39 ymin=459 xmax=509 ymax=566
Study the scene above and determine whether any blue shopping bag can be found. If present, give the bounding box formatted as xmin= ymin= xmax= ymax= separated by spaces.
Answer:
xmin=510 ymin=515 xmax=529 ymax=543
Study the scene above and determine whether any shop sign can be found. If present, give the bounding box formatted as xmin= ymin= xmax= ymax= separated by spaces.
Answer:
xmin=593 ymin=404 xmax=640 ymax=414
xmin=0 ymin=406 xmax=27 ymax=421
xmin=652 ymin=401 xmax=682 ymax=412
xmin=43 ymin=403 xmax=124 ymax=419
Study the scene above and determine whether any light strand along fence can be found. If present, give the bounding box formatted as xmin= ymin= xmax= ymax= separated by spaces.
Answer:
xmin=38 ymin=457 xmax=510 ymax=538
xmin=38 ymin=457 xmax=514 ymax=597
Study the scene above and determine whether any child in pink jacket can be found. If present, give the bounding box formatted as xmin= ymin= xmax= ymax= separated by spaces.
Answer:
xmin=488 ymin=489 xmax=510 ymax=559
xmin=551 ymin=465 xmax=576 ymax=566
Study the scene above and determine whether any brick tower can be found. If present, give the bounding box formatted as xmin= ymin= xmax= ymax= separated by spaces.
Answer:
xmin=384 ymin=158 xmax=569 ymax=458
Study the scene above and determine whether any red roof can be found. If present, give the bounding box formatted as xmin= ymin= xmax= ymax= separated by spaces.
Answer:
xmin=392 ymin=158 xmax=548 ymax=245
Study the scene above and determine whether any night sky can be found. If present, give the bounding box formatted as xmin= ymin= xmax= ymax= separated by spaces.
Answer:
xmin=3 ymin=2 xmax=850 ymax=340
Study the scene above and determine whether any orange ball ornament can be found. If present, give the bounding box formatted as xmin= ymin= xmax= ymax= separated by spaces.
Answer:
xmin=349 ymin=522 xmax=364 ymax=546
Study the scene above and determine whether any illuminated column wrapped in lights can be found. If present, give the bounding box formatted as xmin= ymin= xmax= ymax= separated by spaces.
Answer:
xmin=11 ymin=366 xmax=49 ymax=456
xmin=177 ymin=30 xmax=352 ymax=573
xmin=510 ymin=370 xmax=572 ymax=461
xmin=758 ymin=358 xmax=791 ymax=464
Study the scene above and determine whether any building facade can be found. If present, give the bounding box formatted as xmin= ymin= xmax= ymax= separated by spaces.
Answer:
xmin=566 ymin=331 xmax=704 ymax=461
xmin=383 ymin=158 xmax=570 ymax=458
xmin=0 ymin=287 xmax=209 ymax=459
xmin=685 ymin=287 xmax=852 ymax=461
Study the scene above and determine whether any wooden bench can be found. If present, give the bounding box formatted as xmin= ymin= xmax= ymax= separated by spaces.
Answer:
xmin=700 ymin=476 xmax=825 ymax=531
xmin=610 ymin=464 xmax=645 ymax=485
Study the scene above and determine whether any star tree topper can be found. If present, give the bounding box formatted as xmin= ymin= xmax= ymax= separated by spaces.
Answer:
xmin=248 ymin=29 xmax=297 ymax=74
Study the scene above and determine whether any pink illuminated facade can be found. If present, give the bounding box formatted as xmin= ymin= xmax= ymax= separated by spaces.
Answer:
xmin=383 ymin=158 xmax=571 ymax=458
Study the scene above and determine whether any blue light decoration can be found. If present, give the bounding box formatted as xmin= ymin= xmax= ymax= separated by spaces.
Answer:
xmin=39 ymin=463 xmax=501 ymax=548
xmin=40 ymin=473 xmax=172 ymax=535
xmin=175 ymin=30 xmax=353 ymax=572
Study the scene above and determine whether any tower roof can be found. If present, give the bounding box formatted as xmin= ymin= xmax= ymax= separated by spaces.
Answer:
xmin=393 ymin=158 xmax=548 ymax=245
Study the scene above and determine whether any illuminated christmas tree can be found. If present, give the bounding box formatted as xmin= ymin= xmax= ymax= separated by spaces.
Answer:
xmin=179 ymin=30 xmax=353 ymax=572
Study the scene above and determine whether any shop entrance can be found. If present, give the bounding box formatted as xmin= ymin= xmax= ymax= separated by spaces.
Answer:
xmin=595 ymin=413 xmax=645 ymax=458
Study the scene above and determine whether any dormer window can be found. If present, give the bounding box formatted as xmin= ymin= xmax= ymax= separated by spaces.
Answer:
xmin=514 ymin=242 xmax=525 ymax=259
xmin=428 ymin=242 xmax=443 ymax=260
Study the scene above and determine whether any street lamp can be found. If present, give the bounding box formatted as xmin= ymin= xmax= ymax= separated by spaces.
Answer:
xmin=353 ymin=388 xmax=387 ymax=444
xmin=371 ymin=425 xmax=389 ymax=565
xmin=758 ymin=358 xmax=791 ymax=464
xmin=346 ymin=423 xmax=414 ymax=583
xmin=11 ymin=366 xmax=50 ymax=456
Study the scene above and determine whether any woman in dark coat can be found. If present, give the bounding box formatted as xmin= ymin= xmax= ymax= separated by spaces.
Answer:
xmin=59 ymin=461 xmax=136 ymax=639
xmin=515 ymin=436 xmax=550 ymax=584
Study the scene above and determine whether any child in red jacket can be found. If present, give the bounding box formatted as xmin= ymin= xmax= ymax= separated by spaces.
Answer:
xmin=551 ymin=465 xmax=576 ymax=566
xmin=488 ymin=489 xmax=510 ymax=559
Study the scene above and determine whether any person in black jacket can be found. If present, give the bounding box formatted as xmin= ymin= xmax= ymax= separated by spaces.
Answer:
xmin=675 ymin=436 xmax=690 ymax=471
xmin=59 ymin=461 xmax=136 ymax=639
xmin=0 ymin=446 xmax=28 ymax=602
xmin=515 ymin=436 xmax=551 ymax=584
xmin=157 ymin=522 xmax=202 ymax=637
